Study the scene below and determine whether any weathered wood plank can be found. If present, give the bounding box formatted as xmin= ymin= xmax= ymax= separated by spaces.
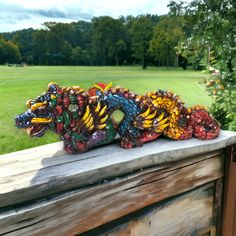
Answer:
xmin=0 ymin=153 xmax=224 ymax=236
xmin=213 ymin=178 xmax=223 ymax=236
xmin=222 ymin=145 xmax=236 ymax=236
xmin=82 ymin=183 xmax=215 ymax=236
xmin=1 ymin=130 xmax=235 ymax=208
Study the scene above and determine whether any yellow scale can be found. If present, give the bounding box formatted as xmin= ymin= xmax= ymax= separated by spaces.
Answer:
xmin=81 ymin=103 xmax=108 ymax=131
xmin=149 ymin=94 xmax=184 ymax=139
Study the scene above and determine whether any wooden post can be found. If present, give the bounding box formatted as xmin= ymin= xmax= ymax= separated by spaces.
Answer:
xmin=222 ymin=145 xmax=236 ymax=236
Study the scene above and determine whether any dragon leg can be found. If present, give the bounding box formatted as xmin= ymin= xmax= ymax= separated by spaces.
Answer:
xmin=139 ymin=131 xmax=162 ymax=144
xmin=120 ymin=130 xmax=161 ymax=149
xmin=163 ymin=124 xmax=193 ymax=140
xmin=120 ymin=137 xmax=135 ymax=149
xmin=162 ymin=110 xmax=193 ymax=140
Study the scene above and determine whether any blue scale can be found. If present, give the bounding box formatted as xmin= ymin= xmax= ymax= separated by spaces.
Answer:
xmin=99 ymin=92 xmax=141 ymax=138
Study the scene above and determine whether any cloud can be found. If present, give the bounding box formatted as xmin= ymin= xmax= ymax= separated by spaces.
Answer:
xmin=35 ymin=9 xmax=66 ymax=18
xmin=0 ymin=1 xmax=94 ymax=32
xmin=0 ymin=0 xmax=173 ymax=32
xmin=0 ymin=1 xmax=90 ymax=21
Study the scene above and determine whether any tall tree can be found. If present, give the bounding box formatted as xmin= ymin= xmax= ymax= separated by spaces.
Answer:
xmin=32 ymin=29 xmax=48 ymax=64
xmin=91 ymin=16 xmax=126 ymax=66
xmin=70 ymin=21 xmax=93 ymax=65
xmin=0 ymin=37 xmax=21 ymax=64
xmin=149 ymin=16 xmax=184 ymax=67
xmin=42 ymin=22 xmax=73 ymax=65
xmin=71 ymin=46 xmax=83 ymax=65
xmin=12 ymin=28 xmax=34 ymax=64
xmin=70 ymin=21 xmax=92 ymax=47
xmin=127 ymin=15 xmax=158 ymax=69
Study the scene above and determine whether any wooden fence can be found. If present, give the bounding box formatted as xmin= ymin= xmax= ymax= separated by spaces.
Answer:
xmin=0 ymin=130 xmax=236 ymax=236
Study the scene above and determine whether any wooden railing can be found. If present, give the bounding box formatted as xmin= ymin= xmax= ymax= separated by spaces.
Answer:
xmin=0 ymin=130 xmax=236 ymax=236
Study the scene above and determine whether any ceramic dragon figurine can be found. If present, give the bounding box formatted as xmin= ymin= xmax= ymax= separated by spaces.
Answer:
xmin=15 ymin=82 xmax=220 ymax=153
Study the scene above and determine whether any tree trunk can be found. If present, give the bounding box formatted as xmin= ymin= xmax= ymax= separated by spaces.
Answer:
xmin=207 ymin=45 xmax=210 ymax=66
xmin=175 ymin=54 xmax=179 ymax=68
xmin=166 ymin=45 xmax=170 ymax=68
xmin=102 ymin=47 xmax=107 ymax=66
xmin=142 ymin=47 xmax=146 ymax=69
xmin=142 ymin=57 xmax=147 ymax=69
xmin=115 ymin=53 xmax=119 ymax=66
xmin=161 ymin=59 xmax=164 ymax=67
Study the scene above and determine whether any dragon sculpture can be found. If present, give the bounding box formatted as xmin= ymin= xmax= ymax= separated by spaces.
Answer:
xmin=15 ymin=82 xmax=220 ymax=153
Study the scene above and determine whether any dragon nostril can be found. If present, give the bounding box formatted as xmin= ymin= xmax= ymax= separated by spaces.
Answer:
xmin=15 ymin=117 xmax=21 ymax=127
xmin=15 ymin=114 xmax=31 ymax=128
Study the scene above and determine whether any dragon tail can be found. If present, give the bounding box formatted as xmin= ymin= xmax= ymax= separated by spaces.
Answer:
xmin=189 ymin=105 xmax=220 ymax=140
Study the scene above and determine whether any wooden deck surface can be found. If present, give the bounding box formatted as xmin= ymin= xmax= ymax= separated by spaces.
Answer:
xmin=0 ymin=130 xmax=235 ymax=208
xmin=0 ymin=130 xmax=236 ymax=235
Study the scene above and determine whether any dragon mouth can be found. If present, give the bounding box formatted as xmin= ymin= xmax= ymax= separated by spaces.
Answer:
xmin=25 ymin=117 xmax=52 ymax=137
xmin=25 ymin=125 xmax=48 ymax=137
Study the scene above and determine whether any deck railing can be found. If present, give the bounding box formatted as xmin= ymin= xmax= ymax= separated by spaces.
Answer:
xmin=0 ymin=130 xmax=236 ymax=236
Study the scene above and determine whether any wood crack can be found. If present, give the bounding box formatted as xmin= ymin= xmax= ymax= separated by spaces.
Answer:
xmin=1 ymin=216 xmax=54 ymax=235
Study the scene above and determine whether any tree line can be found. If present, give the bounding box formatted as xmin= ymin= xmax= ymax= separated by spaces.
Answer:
xmin=0 ymin=14 xmax=190 ymax=68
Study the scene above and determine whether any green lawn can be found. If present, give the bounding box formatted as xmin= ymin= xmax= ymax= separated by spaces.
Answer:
xmin=0 ymin=66 xmax=211 ymax=154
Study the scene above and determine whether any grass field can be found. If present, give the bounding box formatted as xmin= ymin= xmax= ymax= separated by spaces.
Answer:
xmin=0 ymin=66 xmax=211 ymax=154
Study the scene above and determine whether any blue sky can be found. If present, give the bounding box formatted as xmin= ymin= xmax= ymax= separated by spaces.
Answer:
xmin=0 ymin=0 xmax=175 ymax=32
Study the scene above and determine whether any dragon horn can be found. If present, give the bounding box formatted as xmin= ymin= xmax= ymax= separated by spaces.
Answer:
xmin=104 ymin=81 xmax=112 ymax=91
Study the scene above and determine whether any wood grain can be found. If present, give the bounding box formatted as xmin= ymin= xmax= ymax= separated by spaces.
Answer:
xmin=222 ymin=145 xmax=236 ymax=236
xmin=0 ymin=152 xmax=224 ymax=236
xmin=1 ymin=130 xmax=235 ymax=209
xmin=213 ymin=178 xmax=223 ymax=236
xmin=84 ymin=183 xmax=215 ymax=236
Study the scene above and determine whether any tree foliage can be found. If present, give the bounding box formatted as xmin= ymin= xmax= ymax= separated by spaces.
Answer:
xmin=169 ymin=0 xmax=236 ymax=130
xmin=91 ymin=16 xmax=126 ymax=66
xmin=0 ymin=37 xmax=21 ymax=64
xmin=127 ymin=15 xmax=159 ymax=68
xmin=149 ymin=16 xmax=184 ymax=67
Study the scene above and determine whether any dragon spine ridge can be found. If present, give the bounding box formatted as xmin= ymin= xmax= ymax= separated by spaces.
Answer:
xmin=15 ymin=82 xmax=220 ymax=153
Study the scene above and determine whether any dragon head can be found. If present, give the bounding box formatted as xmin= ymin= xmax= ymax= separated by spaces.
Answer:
xmin=15 ymin=82 xmax=63 ymax=137
xmin=15 ymin=82 xmax=116 ymax=153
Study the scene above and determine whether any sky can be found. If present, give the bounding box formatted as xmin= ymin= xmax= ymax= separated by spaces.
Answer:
xmin=0 ymin=0 xmax=174 ymax=33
